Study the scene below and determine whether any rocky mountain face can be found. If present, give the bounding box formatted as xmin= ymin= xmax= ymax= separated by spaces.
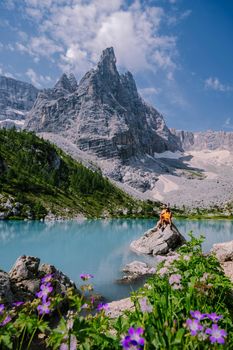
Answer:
xmin=0 ymin=76 xmax=38 ymax=128
xmin=25 ymin=48 xmax=182 ymax=160
xmin=172 ymin=129 xmax=233 ymax=151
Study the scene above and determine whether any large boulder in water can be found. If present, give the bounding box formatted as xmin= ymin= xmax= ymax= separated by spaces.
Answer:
xmin=130 ymin=224 xmax=186 ymax=256
xmin=117 ymin=261 xmax=156 ymax=283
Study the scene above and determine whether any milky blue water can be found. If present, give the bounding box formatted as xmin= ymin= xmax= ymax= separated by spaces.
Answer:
xmin=0 ymin=219 xmax=233 ymax=301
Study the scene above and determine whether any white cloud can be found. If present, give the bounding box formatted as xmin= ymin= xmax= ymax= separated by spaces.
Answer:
xmin=167 ymin=71 xmax=174 ymax=81
xmin=18 ymin=31 xmax=28 ymax=41
xmin=25 ymin=7 xmax=43 ymax=20
xmin=167 ymin=9 xmax=192 ymax=25
xmin=180 ymin=9 xmax=192 ymax=20
xmin=26 ymin=68 xmax=52 ymax=88
xmin=0 ymin=64 xmax=15 ymax=78
xmin=16 ymin=36 xmax=63 ymax=60
xmin=205 ymin=77 xmax=232 ymax=92
xmin=153 ymin=50 xmax=176 ymax=70
xmin=223 ymin=117 xmax=233 ymax=129
xmin=139 ymin=87 xmax=161 ymax=96
xmin=13 ymin=0 xmax=178 ymax=78
xmin=3 ymin=0 xmax=15 ymax=10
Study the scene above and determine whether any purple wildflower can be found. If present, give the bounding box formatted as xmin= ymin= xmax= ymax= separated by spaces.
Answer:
xmin=128 ymin=327 xmax=145 ymax=346
xmin=121 ymin=335 xmax=129 ymax=349
xmin=97 ymin=303 xmax=109 ymax=312
xmin=60 ymin=344 xmax=68 ymax=350
xmin=139 ymin=297 xmax=153 ymax=313
xmin=37 ymin=301 xmax=51 ymax=315
xmin=190 ymin=310 xmax=206 ymax=321
xmin=158 ymin=267 xmax=168 ymax=276
xmin=121 ymin=336 xmax=141 ymax=349
xmin=164 ymin=254 xmax=180 ymax=267
xmin=157 ymin=255 xmax=167 ymax=262
xmin=186 ymin=318 xmax=203 ymax=336
xmin=172 ymin=283 xmax=182 ymax=290
xmin=67 ymin=318 xmax=74 ymax=330
xmin=12 ymin=301 xmax=24 ymax=307
xmin=207 ymin=312 xmax=223 ymax=323
xmin=41 ymin=273 xmax=53 ymax=284
xmin=148 ymin=267 xmax=156 ymax=274
xmin=169 ymin=274 xmax=182 ymax=285
xmin=60 ymin=335 xmax=77 ymax=350
xmin=183 ymin=255 xmax=191 ymax=261
xmin=80 ymin=273 xmax=94 ymax=281
xmin=206 ymin=324 xmax=227 ymax=344
xmin=81 ymin=303 xmax=89 ymax=309
xmin=0 ymin=304 xmax=5 ymax=315
xmin=36 ymin=283 xmax=53 ymax=301
xmin=0 ymin=315 xmax=11 ymax=326
xmin=200 ymin=272 xmax=209 ymax=282
xmin=121 ymin=327 xmax=145 ymax=349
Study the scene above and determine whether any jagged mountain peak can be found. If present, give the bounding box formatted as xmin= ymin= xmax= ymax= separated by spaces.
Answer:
xmin=25 ymin=47 xmax=182 ymax=158
xmin=68 ymin=73 xmax=78 ymax=91
xmin=97 ymin=47 xmax=118 ymax=77
xmin=98 ymin=47 xmax=116 ymax=65
xmin=120 ymin=71 xmax=138 ymax=98
xmin=54 ymin=73 xmax=74 ymax=93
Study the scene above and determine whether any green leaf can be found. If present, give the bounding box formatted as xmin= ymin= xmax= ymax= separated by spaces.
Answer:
xmin=173 ymin=328 xmax=185 ymax=344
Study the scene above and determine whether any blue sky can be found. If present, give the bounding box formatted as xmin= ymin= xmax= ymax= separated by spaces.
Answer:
xmin=0 ymin=0 xmax=233 ymax=132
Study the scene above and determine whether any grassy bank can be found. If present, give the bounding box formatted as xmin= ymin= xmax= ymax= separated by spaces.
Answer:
xmin=174 ymin=214 xmax=233 ymax=220
xmin=0 ymin=129 xmax=158 ymax=220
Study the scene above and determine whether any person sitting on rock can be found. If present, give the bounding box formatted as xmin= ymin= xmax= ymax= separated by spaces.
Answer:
xmin=157 ymin=205 xmax=172 ymax=229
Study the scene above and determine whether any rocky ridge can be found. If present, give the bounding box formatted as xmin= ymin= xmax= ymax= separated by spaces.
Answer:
xmin=172 ymin=129 xmax=233 ymax=151
xmin=0 ymin=75 xmax=38 ymax=128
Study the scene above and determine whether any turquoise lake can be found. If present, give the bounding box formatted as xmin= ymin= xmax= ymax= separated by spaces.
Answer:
xmin=0 ymin=219 xmax=233 ymax=301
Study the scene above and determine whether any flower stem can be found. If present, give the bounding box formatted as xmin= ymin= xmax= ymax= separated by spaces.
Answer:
xmin=26 ymin=327 xmax=37 ymax=350
xmin=18 ymin=326 xmax=26 ymax=350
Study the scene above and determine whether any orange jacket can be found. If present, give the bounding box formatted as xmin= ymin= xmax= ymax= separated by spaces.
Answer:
xmin=162 ymin=211 xmax=172 ymax=221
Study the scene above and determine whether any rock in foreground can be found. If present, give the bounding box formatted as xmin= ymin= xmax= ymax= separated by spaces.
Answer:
xmin=130 ymin=224 xmax=186 ymax=256
xmin=211 ymin=240 xmax=233 ymax=263
xmin=0 ymin=255 xmax=78 ymax=303
xmin=212 ymin=240 xmax=233 ymax=283
xmin=107 ymin=297 xmax=134 ymax=318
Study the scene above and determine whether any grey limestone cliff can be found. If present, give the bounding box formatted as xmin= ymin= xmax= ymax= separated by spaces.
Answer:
xmin=0 ymin=75 xmax=38 ymax=128
xmin=172 ymin=129 xmax=233 ymax=151
xmin=25 ymin=47 xmax=182 ymax=160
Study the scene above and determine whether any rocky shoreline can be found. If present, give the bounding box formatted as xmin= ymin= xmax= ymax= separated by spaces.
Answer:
xmin=1 ymin=220 xmax=233 ymax=319
xmin=1 ymin=238 xmax=233 ymax=319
